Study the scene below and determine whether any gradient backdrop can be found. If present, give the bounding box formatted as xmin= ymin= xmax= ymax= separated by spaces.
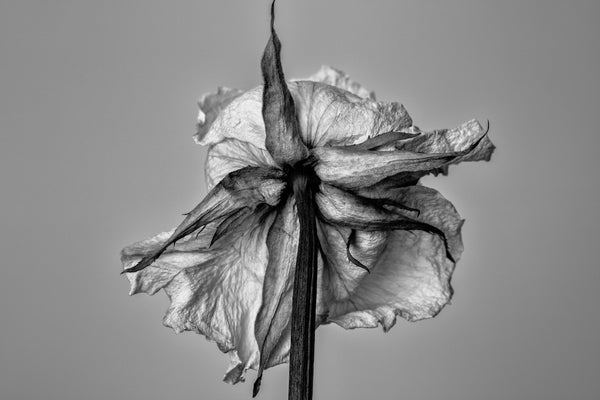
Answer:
xmin=1 ymin=1 xmax=599 ymax=399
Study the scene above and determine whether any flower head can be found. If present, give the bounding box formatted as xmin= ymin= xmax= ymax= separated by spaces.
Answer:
xmin=121 ymin=3 xmax=494 ymax=396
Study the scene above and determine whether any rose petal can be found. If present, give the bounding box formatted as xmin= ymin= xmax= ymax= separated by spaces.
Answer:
xmin=205 ymin=138 xmax=277 ymax=190
xmin=315 ymin=185 xmax=464 ymax=330
xmin=316 ymin=183 xmax=455 ymax=263
xmin=254 ymin=196 xmax=299 ymax=388
xmin=317 ymin=223 xmax=387 ymax=302
xmin=327 ymin=229 xmax=455 ymax=330
xmin=123 ymin=166 xmax=285 ymax=273
xmin=195 ymin=87 xmax=266 ymax=149
xmin=199 ymin=81 xmax=412 ymax=187
xmin=343 ymin=131 xmax=419 ymax=151
xmin=122 ymin=208 xmax=277 ymax=384
xmin=202 ymin=81 xmax=413 ymax=186
xmin=356 ymin=185 xmax=465 ymax=261
xmin=194 ymin=87 xmax=244 ymax=145
xmin=197 ymin=66 xmax=376 ymax=148
xmin=210 ymin=207 xmax=254 ymax=247
xmin=290 ymin=81 xmax=412 ymax=147
xmin=203 ymin=81 xmax=414 ymax=189
xmin=303 ymin=65 xmax=375 ymax=100
xmin=121 ymin=226 xmax=216 ymax=296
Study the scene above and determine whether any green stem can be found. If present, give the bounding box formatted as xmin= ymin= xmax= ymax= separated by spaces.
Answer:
xmin=289 ymin=173 xmax=318 ymax=400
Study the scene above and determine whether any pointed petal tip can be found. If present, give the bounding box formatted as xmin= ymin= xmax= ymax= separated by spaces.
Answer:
xmin=252 ymin=374 xmax=262 ymax=397
xmin=261 ymin=0 xmax=309 ymax=165
xmin=121 ymin=254 xmax=158 ymax=275
xmin=270 ymin=0 xmax=275 ymax=24
xmin=481 ymin=119 xmax=496 ymax=161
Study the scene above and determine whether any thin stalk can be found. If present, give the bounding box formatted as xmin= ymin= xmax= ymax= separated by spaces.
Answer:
xmin=289 ymin=173 xmax=318 ymax=400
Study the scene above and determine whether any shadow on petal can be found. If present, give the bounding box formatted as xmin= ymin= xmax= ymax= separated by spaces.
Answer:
xmin=327 ymin=229 xmax=456 ymax=331
xmin=122 ymin=166 xmax=285 ymax=273
xmin=122 ymin=207 xmax=278 ymax=384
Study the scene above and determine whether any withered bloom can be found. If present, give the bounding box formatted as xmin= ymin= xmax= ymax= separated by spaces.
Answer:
xmin=121 ymin=3 xmax=494 ymax=399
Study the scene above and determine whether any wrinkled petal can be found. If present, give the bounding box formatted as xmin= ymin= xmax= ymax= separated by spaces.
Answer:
xmin=396 ymin=119 xmax=495 ymax=163
xmin=290 ymin=81 xmax=412 ymax=148
xmin=312 ymin=128 xmax=488 ymax=190
xmin=123 ymin=166 xmax=286 ymax=273
xmin=317 ymin=223 xmax=387 ymax=302
xmin=201 ymin=74 xmax=412 ymax=187
xmin=343 ymin=131 xmax=419 ymax=151
xmin=121 ymin=207 xmax=277 ymax=383
xmin=195 ymin=87 xmax=244 ymax=144
xmin=316 ymin=184 xmax=430 ymax=231
xmin=327 ymin=230 xmax=455 ymax=329
xmin=210 ymin=207 xmax=254 ymax=247
xmin=304 ymin=65 xmax=375 ymax=100
xmin=316 ymin=186 xmax=463 ymax=330
xmin=122 ymin=0 xmax=497 ymax=391
xmin=205 ymin=138 xmax=277 ymax=190
xmin=195 ymin=87 xmax=266 ymax=149
xmin=254 ymin=196 xmax=299 ymax=386
xmin=313 ymin=147 xmax=456 ymax=190
xmin=315 ymin=183 xmax=453 ymax=261
xmin=356 ymin=185 xmax=465 ymax=262
xmin=121 ymin=226 xmax=216 ymax=296
xmin=203 ymin=80 xmax=413 ymax=182
xmin=197 ymin=66 xmax=383 ymax=150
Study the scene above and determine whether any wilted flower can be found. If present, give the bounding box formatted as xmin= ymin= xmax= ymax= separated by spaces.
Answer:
xmin=121 ymin=3 xmax=494 ymax=399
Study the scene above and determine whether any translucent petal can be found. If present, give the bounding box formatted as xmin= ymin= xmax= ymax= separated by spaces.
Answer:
xmin=123 ymin=166 xmax=286 ymax=273
xmin=317 ymin=223 xmax=387 ymax=302
xmin=315 ymin=184 xmax=452 ymax=261
xmin=316 ymin=186 xmax=464 ymax=330
xmin=126 ymin=39 xmax=495 ymax=387
xmin=357 ymin=185 xmax=465 ymax=261
xmin=121 ymin=227 xmax=216 ymax=296
xmin=290 ymin=81 xmax=412 ymax=148
xmin=195 ymin=87 xmax=266 ymax=149
xmin=121 ymin=209 xmax=277 ymax=384
xmin=205 ymin=139 xmax=277 ymax=190
xmin=195 ymin=87 xmax=244 ymax=145
xmin=197 ymin=66 xmax=381 ymax=149
xmin=202 ymin=71 xmax=413 ymax=188
xmin=327 ymin=230 xmax=454 ymax=329
xmin=303 ymin=65 xmax=375 ymax=100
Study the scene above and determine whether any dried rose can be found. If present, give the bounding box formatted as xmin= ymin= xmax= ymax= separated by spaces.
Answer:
xmin=121 ymin=3 xmax=494 ymax=399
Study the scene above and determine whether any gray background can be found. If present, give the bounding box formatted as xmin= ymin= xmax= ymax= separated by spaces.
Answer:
xmin=1 ymin=1 xmax=598 ymax=399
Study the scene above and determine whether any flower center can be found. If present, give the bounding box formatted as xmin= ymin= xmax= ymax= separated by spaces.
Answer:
xmin=286 ymin=158 xmax=320 ymax=195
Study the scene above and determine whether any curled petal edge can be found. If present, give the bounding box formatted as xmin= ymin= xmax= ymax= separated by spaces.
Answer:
xmin=315 ymin=184 xmax=455 ymax=262
xmin=122 ymin=166 xmax=286 ymax=274
xmin=313 ymin=126 xmax=489 ymax=190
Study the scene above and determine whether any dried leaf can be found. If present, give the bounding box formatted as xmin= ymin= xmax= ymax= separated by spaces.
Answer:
xmin=261 ymin=2 xmax=308 ymax=165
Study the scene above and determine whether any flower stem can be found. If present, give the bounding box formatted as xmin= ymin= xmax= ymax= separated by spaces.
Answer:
xmin=290 ymin=172 xmax=318 ymax=400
